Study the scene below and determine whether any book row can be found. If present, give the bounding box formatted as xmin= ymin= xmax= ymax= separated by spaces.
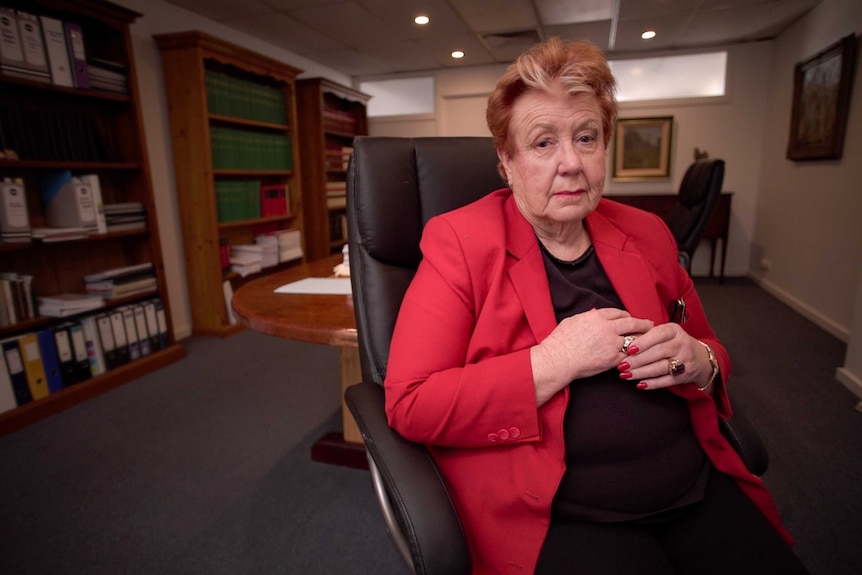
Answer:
xmin=0 ymin=7 xmax=127 ymax=92
xmin=0 ymin=272 xmax=34 ymax=327
xmin=210 ymin=126 xmax=292 ymax=171
xmin=205 ymin=68 xmax=287 ymax=126
xmin=322 ymin=107 xmax=360 ymax=135
xmin=214 ymin=180 xmax=288 ymax=223
xmin=324 ymin=145 xmax=353 ymax=172
xmin=0 ymin=104 xmax=113 ymax=163
xmin=0 ymin=298 xmax=170 ymax=414
xmin=0 ymin=173 xmax=145 ymax=242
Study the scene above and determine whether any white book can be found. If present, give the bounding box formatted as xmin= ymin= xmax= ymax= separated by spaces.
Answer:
xmin=38 ymin=15 xmax=72 ymax=87
xmin=223 ymin=280 xmax=237 ymax=325
xmin=121 ymin=307 xmax=140 ymax=361
xmin=109 ymin=310 xmax=129 ymax=365
xmin=133 ymin=305 xmax=151 ymax=356
xmin=143 ymin=302 xmax=160 ymax=349
xmin=0 ymin=178 xmax=31 ymax=237
xmin=0 ymin=9 xmax=24 ymax=70
xmin=155 ymin=300 xmax=168 ymax=348
xmin=0 ymin=350 xmax=16 ymax=413
xmin=15 ymin=11 xmax=49 ymax=81
xmin=96 ymin=314 xmax=115 ymax=354
xmin=79 ymin=315 xmax=105 ymax=376
xmin=78 ymin=174 xmax=107 ymax=234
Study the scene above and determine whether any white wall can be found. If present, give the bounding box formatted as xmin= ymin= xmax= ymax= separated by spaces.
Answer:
xmin=112 ymin=0 xmax=351 ymax=339
xmin=369 ymin=42 xmax=774 ymax=279
xmin=751 ymin=0 xmax=861 ymax=343
xmin=752 ymin=0 xmax=862 ymax=387
xmin=837 ymin=261 xmax=862 ymax=399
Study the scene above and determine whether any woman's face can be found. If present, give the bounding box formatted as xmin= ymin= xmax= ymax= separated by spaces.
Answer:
xmin=498 ymin=83 xmax=606 ymax=232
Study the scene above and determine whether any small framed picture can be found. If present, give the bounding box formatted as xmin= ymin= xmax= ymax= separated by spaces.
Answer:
xmin=787 ymin=34 xmax=856 ymax=161
xmin=612 ymin=116 xmax=673 ymax=181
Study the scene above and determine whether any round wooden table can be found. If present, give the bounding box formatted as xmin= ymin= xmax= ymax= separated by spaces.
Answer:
xmin=231 ymin=254 xmax=366 ymax=468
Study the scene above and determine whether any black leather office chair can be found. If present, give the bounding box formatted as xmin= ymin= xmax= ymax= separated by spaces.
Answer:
xmin=667 ymin=159 xmax=725 ymax=272
xmin=344 ymin=138 xmax=764 ymax=575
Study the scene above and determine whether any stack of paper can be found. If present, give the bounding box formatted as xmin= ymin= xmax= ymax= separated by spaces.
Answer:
xmin=38 ymin=293 xmax=104 ymax=317
xmin=87 ymin=58 xmax=128 ymax=93
xmin=230 ymin=245 xmax=262 ymax=277
xmin=31 ymin=226 xmax=89 ymax=242
xmin=104 ymin=202 xmax=146 ymax=232
xmin=83 ymin=262 xmax=156 ymax=300
xmin=255 ymin=228 xmax=303 ymax=263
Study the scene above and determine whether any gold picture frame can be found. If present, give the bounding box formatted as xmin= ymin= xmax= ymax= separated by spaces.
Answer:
xmin=612 ymin=116 xmax=674 ymax=181
xmin=787 ymin=34 xmax=856 ymax=161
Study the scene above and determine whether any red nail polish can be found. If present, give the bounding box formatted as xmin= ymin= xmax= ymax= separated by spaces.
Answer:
xmin=620 ymin=371 xmax=633 ymax=379
xmin=617 ymin=361 xmax=630 ymax=371
xmin=627 ymin=345 xmax=639 ymax=355
xmin=636 ymin=382 xmax=648 ymax=390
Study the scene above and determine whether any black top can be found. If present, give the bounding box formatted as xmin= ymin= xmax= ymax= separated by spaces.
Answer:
xmin=540 ymin=242 xmax=709 ymax=522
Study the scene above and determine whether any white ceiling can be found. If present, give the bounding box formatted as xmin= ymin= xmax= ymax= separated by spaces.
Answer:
xmin=165 ymin=0 xmax=821 ymax=78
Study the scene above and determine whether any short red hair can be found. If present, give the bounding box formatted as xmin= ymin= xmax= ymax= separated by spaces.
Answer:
xmin=486 ymin=37 xmax=618 ymax=176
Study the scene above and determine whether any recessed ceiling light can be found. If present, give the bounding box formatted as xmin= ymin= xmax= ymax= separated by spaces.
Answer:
xmin=642 ymin=30 xmax=656 ymax=40
xmin=451 ymin=50 xmax=465 ymax=59
xmin=415 ymin=15 xmax=429 ymax=25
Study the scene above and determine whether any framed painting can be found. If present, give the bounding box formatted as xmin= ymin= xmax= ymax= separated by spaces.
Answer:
xmin=787 ymin=34 xmax=856 ymax=161
xmin=612 ymin=116 xmax=673 ymax=181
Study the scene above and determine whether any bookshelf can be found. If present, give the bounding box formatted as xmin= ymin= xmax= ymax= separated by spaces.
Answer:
xmin=0 ymin=0 xmax=185 ymax=436
xmin=296 ymin=78 xmax=370 ymax=261
xmin=154 ymin=31 xmax=304 ymax=337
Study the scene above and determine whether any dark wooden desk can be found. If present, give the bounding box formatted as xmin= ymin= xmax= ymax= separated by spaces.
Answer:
xmin=231 ymin=254 xmax=367 ymax=468
xmin=607 ymin=192 xmax=732 ymax=281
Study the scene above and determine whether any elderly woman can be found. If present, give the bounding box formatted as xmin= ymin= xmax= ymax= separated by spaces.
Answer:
xmin=384 ymin=38 xmax=809 ymax=575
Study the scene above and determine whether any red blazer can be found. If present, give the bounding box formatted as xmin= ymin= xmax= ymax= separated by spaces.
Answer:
xmin=385 ymin=189 xmax=791 ymax=575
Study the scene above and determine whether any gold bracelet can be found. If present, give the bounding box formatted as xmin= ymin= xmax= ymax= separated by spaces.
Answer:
xmin=697 ymin=341 xmax=719 ymax=392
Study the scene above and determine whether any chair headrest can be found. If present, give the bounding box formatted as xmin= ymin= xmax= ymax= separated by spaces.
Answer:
xmin=348 ymin=137 xmax=503 ymax=269
xmin=678 ymin=159 xmax=725 ymax=208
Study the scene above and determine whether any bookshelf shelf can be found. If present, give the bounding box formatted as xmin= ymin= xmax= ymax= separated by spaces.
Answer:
xmin=0 ymin=343 xmax=186 ymax=436
xmin=0 ymin=160 xmax=140 ymax=171
xmin=208 ymin=114 xmax=288 ymax=132
xmin=155 ymin=31 xmax=304 ymax=337
xmin=296 ymin=78 xmax=370 ymax=261
xmin=212 ymin=169 xmax=295 ymax=177
xmin=0 ymin=75 xmax=132 ymax=102
xmin=217 ymin=214 xmax=295 ymax=230
xmin=0 ymin=0 xmax=185 ymax=435
xmin=0 ymin=288 xmax=158 ymax=340
xmin=0 ymin=229 xmax=149 ymax=252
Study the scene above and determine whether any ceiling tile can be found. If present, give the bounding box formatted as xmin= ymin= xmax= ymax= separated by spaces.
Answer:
xmin=536 ymin=0 xmax=615 ymax=25
xmin=545 ymin=20 xmax=613 ymax=51
xmin=166 ymin=0 xmax=272 ymax=22
xmin=451 ymin=0 xmax=539 ymax=34
xmin=229 ymin=12 xmax=343 ymax=55
xmin=289 ymin=2 xmax=391 ymax=47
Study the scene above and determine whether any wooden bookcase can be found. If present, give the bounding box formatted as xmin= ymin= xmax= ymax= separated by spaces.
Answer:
xmin=0 ymin=0 xmax=185 ymax=436
xmin=296 ymin=78 xmax=370 ymax=261
xmin=154 ymin=31 xmax=304 ymax=337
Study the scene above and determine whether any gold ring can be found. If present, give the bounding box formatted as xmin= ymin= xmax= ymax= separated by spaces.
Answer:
xmin=668 ymin=358 xmax=686 ymax=376
xmin=621 ymin=335 xmax=636 ymax=354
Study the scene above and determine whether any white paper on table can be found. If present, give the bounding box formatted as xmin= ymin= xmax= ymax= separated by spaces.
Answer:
xmin=274 ymin=277 xmax=352 ymax=295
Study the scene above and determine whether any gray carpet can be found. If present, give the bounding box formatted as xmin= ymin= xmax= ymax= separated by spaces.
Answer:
xmin=0 ymin=333 xmax=403 ymax=574
xmin=0 ymin=277 xmax=859 ymax=574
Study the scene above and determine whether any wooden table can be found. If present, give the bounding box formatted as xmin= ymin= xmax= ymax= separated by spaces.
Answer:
xmin=231 ymin=254 xmax=367 ymax=469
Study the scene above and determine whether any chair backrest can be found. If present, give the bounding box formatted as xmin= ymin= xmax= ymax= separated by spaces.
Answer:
xmin=346 ymin=136 xmax=503 ymax=386
xmin=666 ymin=159 xmax=725 ymax=260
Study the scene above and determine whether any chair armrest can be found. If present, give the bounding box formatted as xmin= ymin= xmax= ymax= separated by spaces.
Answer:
xmin=719 ymin=406 xmax=770 ymax=476
xmin=345 ymin=381 xmax=471 ymax=575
